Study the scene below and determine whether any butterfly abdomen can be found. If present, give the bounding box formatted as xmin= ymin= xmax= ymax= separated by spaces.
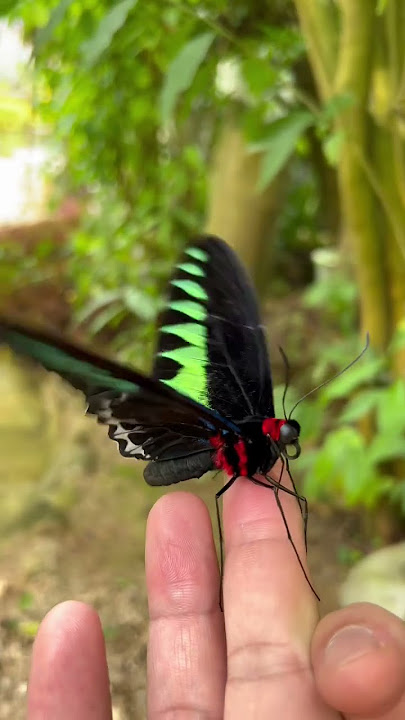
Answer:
xmin=144 ymin=450 xmax=213 ymax=486
xmin=210 ymin=434 xmax=249 ymax=477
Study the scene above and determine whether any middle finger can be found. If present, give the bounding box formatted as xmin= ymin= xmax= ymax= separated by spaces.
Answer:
xmin=222 ymin=471 xmax=336 ymax=719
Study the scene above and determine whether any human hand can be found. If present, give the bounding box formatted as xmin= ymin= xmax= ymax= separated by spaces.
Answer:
xmin=27 ymin=471 xmax=405 ymax=718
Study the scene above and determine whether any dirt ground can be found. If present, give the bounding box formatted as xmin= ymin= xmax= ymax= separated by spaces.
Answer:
xmin=0 ymin=453 xmax=372 ymax=720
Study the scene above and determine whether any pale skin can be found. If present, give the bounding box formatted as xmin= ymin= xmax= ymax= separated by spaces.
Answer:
xmin=27 ymin=466 xmax=405 ymax=719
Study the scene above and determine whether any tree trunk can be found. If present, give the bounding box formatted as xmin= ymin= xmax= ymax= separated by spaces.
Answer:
xmin=205 ymin=124 xmax=287 ymax=288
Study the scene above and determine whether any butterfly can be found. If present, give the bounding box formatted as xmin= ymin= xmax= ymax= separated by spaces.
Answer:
xmin=0 ymin=234 xmax=316 ymax=597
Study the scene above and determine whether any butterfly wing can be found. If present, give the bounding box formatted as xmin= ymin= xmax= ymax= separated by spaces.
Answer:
xmin=0 ymin=320 xmax=238 ymax=484
xmin=153 ymin=234 xmax=275 ymax=422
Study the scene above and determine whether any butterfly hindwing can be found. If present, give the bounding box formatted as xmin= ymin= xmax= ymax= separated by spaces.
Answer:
xmin=0 ymin=320 xmax=237 ymax=482
xmin=154 ymin=234 xmax=275 ymax=422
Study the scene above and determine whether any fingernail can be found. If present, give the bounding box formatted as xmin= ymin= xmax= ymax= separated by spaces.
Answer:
xmin=325 ymin=624 xmax=383 ymax=667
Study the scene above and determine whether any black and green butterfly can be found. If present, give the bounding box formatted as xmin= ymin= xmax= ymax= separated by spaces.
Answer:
xmin=1 ymin=235 xmax=317 ymax=594
xmin=0 ymin=235 xmax=304 ymax=483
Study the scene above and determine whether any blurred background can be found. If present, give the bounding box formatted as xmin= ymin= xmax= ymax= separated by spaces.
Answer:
xmin=1 ymin=1 xmax=405 ymax=718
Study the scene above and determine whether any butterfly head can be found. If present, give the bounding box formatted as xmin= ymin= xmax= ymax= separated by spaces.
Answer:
xmin=279 ymin=419 xmax=301 ymax=458
xmin=262 ymin=417 xmax=301 ymax=460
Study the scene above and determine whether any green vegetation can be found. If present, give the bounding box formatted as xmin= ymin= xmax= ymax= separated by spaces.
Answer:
xmin=1 ymin=0 xmax=405 ymax=523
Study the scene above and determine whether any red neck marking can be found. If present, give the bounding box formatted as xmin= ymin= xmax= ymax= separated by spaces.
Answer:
xmin=262 ymin=417 xmax=286 ymax=441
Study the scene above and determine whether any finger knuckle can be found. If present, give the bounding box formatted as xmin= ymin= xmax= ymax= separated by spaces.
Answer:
xmin=227 ymin=640 xmax=308 ymax=685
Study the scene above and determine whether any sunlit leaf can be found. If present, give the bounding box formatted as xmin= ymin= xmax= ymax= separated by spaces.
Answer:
xmin=88 ymin=306 xmax=127 ymax=336
xmin=75 ymin=290 xmax=124 ymax=324
xmin=323 ymin=129 xmax=345 ymax=166
xmin=342 ymin=458 xmax=372 ymax=506
xmin=340 ymin=389 xmax=382 ymax=423
xmin=252 ymin=111 xmax=314 ymax=190
xmin=376 ymin=379 xmax=405 ymax=435
xmin=303 ymin=447 xmax=334 ymax=499
xmin=160 ymin=32 xmax=214 ymax=122
xmin=35 ymin=0 xmax=74 ymax=54
xmin=0 ymin=0 xmax=20 ymax=15
xmin=369 ymin=435 xmax=405 ymax=464
xmin=123 ymin=287 xmax=158 ymax=321
xmin=388 ymin=324 xmax=405 ymax=352
xmin=241 ymin=57 xmax=277 ymax=96
xmin=81 ymin=0 xmax=137 ymax=68
xmin=18 ymin=621 xmax=40 ymax=638
xmin=323 ymin=356 xmax=384 ymax=401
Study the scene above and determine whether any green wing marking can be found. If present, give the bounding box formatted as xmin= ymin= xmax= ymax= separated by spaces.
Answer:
xmin=6 ymin=330 xmax=138 ymax=393
xmin=159 ymin=345 xmax=207 ymax=402
xmin=168 ymin=300 xmax=206 ymax=321
xmin=185 ymin=247 xmax=209 ymax=262
xmin=177 ymin=262 xmax=205 ymax=277
xmin=161 ymin=323 xmax=207 ymax=349
xmin=171 ymin=279 xmax=208 ymax=300
xmin=159 ymin=345 xmax=206 ymax=368
xmin=159 ymin=369 xmax=205 ymax=399
xmin=158 ymin=242 xmax=210 ymax=404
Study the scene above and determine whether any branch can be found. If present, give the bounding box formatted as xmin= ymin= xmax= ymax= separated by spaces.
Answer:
xmin=293 ymin=0 xmax=338 ymax=100
xmin=334 ymin=0 xmax=375 ymax=106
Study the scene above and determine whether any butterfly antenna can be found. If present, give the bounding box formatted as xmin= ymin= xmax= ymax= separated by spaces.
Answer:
xmin=288 ymin=333 xmax=370 ymax=420
xmin=279 ymin=346 xmax=290 ymax=421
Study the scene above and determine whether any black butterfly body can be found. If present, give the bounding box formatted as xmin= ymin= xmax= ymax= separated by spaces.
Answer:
xmin=0 ymin=236 xmax=301 ymax=487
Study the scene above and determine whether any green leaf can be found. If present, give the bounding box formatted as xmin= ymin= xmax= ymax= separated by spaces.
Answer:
xmin=241 ymin=57 xmax=277 ymax=96
xmin=340 ymin=389 xmax=383 ymax=423
xmin=253 ymin=111 xmax=314 ymax=190
xmin=369 ymin=435 xmax=405 ymax=464
xmin=323 ymin=129 xmax=345 ymax=166
xmin=75 ymin=290 xmax=124 ymax=324
xmin=388 ymin=324 xmax=405 ymax=352
xmin=319 ymin=93 xmax=355 ymax=123
xmin=0 ymin=0 xmax=19 ymax=14
xmin=81 ymin=0 xmax=137 ymax=68
xmin=18 ymin=621 xmax=40 ymax=638
xmin=123 ymin=287 xmax=158 ymax=321
xmin=160 ymin=32 xmax=214 ymax=122
xmin=376 ymin=379 xmax=405 ymax=435
xmin=19 ymin=591 xmax=34 ymax=611
xmin=35 ymin=0 xmax=74 ymax=54
xmin=87 ymin=305 xmax=126 ymax=336
xmin=323 ymin=356 xmax=384 ymax=401
xmin=303 ymin=447 xmax=334 ymax=499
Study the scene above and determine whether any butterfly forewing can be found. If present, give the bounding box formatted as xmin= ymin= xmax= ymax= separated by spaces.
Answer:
xmin=154 ymin=235 xmax=275 ymax=421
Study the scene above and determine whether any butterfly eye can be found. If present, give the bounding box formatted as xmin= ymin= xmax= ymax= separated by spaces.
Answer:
xmin=279 ymin=423 xmax=301 ymax=459
xmin=279 ymin=422 xmax=298 ymax=445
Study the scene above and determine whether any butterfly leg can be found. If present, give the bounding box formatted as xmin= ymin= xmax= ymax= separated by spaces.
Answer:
xmin=283 ymin=455 xmax=309 ymax=552
xmin=215 ymin=474 xmax=238 ymax=611
xmin=250 ymin=475 xmax=320 ymax=601
xmin=268 ymin=436 xmax=308 ymax=548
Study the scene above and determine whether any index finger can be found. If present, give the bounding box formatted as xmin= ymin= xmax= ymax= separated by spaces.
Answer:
xmin=222 ymin=467 xmax=337 ymax=719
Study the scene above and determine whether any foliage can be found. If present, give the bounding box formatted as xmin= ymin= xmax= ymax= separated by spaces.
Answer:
xmin=3 ymin=0 xmax=403 ymax=523
xmin=304 ymin=271 xmax=358 ymax=336
xmin=297 ymin=334 xmax=405 ymax=516
xmin=251 ymin=110 xmax=313 ymax=191
xmin=0 ymin=85 xmax=34 ymax=155
xmin=4 ymin=0 xmax=331 ymax=352
xmin=160 ymin=31 xmax=214 ymax=122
